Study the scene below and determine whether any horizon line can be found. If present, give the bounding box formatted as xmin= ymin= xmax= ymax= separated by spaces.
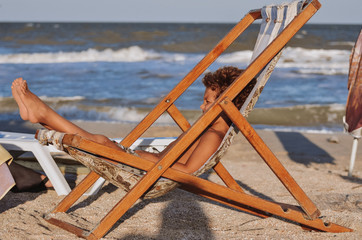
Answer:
xmin=0 ymin=20 xmax=360 ymax=25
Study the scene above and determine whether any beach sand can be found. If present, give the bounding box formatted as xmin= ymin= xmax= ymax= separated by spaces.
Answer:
xmin=0 ymin=121 xmax=361 ymax=239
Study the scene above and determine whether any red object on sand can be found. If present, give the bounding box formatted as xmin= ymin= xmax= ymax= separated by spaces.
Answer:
xmin=345 ymin=29 xmax=362 ymax=138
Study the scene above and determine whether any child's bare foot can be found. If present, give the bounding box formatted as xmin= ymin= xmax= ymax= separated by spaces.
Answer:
xmin=16 ymin=78 xmax=50 ymax=124
xmin=11 ymin=78 xmax=29 ymax=120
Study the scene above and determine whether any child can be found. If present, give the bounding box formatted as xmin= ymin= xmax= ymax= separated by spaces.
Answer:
xmin=11 ymin=66 xmax=254 ymax=178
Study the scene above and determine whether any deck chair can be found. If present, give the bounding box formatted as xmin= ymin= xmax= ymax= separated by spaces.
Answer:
xmin=343 ymin=29 xmax=362 ymax=177
xmin=38 ymin=1 xmax=352 ymax=238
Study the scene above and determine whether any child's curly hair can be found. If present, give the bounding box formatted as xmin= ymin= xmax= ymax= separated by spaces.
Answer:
xmin=202 ymin=66 xmax=256 ymax=109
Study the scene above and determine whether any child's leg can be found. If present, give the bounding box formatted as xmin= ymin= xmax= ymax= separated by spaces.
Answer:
xmin=12 ymin=78 xmax=119 ymax=150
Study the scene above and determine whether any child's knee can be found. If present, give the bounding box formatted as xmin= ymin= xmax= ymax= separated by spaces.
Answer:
xmin=94 ymin=134 xmax=111 ymax=145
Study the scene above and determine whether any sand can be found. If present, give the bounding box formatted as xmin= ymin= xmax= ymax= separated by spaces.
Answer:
xmin=0 ymin=120 xmax=361 ymax=239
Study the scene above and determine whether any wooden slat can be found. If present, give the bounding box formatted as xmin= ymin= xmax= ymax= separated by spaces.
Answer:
xmin=45 ymin=215 xmax=89 ymax=238
xmin=51 ymin=170 xmax=100 ymax=213
xmin=166 ymin=104 xmax=191 ymax=131
xmin=213 ymin=162 xmax=244 ymax=192
xmin=219 ymin=98 xmax=320 ymax=219
xmin=179 ymin=184 xmax=271 ymax=218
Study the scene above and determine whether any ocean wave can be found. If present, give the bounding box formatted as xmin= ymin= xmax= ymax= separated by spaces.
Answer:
xmin=0 ymin=96 xmax=177 ymax=124
xmin=217 ymin=47 xmax=350 ymax=75
xmin=216 ymin=50 xmax=253 ymax=64
xmin=0 ymin=46 xmax=161 ymax=64
xmin=55 ymin=105 xmax=153 ymax=123
xmin=278 ymin=47 xmax=350 ymax=75
xmin=0 ymin=96 xmax=346 ymax=129
xmin=0 ymin=47 xmax=350 ymax=76
xmin=328 ymin=41 xmax=355 ymax=47
xmin=37 ymin=95 xmax=86 ymax=102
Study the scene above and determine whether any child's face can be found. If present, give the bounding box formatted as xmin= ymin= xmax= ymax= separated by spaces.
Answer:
xmin=200 ymin=87 xmax=218 ymax=113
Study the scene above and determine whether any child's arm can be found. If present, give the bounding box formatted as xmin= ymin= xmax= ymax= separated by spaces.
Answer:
xmin=135 ymin=127 xmax=225 ymax=174
xmin=170 ymin=128 xmax=224 ymax=173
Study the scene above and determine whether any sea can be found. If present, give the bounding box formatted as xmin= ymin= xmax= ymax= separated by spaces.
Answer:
xmin=0 ymin=22 xmax=361 ymax=133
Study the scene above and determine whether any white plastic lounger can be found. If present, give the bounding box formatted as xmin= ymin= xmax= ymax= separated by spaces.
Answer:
xmin=0 ymin=131 xmax=71 ymax=195
xmin=0 ymin=131 xmax=107 ymax=195
xmin=0 ymin=131 xmax=175 ymax=195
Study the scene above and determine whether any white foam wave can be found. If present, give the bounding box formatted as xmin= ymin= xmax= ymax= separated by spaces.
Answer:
xmin=108 ymin=107 xmax=174 ymax=124
xmin=278 ymin=47 xmax=350 ymax=75
xmin=216 ymin=50 xmax=253 ymax=64
xmin=38 ymin=95 xmax=85 ymax=102
xmin=108 ymin=107 xmax=148 ymax=122
xmin=56 ymin=105 xmax=175 ymax=124
xmin=0 ymin=46 xmax=351 ymax=76
xmin=0 ymin=46 xmax=160 ymax=64
xmin=162 ymin=52 xmax=203 ymax=63
xmin=328 ymin=103 xmax=345 ymax=111
xmin=216 ymin=47 xmax=350 ymax=75
xmin=328 ymin=41 xmax=355 ymax=47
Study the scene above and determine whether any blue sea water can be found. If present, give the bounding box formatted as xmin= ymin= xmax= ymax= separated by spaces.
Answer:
xmin=0 ymin=22 xmax=361 ymax=131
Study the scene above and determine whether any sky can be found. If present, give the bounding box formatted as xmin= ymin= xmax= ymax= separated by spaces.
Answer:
xmin=0 ymin=0 xmax=360 ymax=24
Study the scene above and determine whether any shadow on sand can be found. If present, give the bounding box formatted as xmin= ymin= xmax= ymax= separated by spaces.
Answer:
xmin=274 ymin=131 xmax=335 ymax=166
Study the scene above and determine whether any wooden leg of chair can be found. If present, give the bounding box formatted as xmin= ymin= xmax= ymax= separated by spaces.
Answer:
xmin=220 ymin=99 xmax=320 ymax=219
xmin=51 ymin=171 xmax=100 ymax=213
xmin=87 ymin=166 xmax=171 ymax=239
xmin=180 ymin=184 xmax=271 ymax=218
xmin=178 ymin=172 xmax=351 ymax=233
xmin=213 ymin=162 xmax=244 ymax=192
xmin=84 ymin=196 xmax=132 ymax=239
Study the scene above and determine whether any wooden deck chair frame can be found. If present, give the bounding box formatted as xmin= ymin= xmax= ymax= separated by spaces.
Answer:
xmin=43 ymin=0 xmax=352 ymax=238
